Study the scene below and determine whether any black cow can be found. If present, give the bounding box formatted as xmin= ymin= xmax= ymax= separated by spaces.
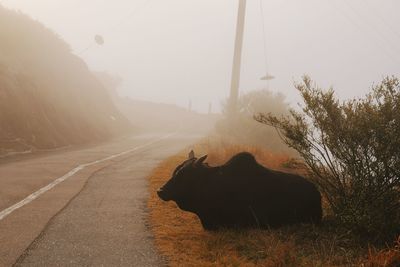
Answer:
xmin=157 ymin=151 xmax=322 ymax=230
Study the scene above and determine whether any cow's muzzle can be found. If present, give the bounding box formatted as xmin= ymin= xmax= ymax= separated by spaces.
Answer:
xmin=157 ymin=187 xmax=171 ymax=201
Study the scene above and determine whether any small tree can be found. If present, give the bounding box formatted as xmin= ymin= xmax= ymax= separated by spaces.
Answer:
xmin=216 ymin=89 xmax=296 ymax=154
xmin=255 ymin=76 xmax=400 ymax=241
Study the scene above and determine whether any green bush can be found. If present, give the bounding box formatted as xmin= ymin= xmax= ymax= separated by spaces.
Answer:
xmin=255 ymin=76 xmax=400 ymax=242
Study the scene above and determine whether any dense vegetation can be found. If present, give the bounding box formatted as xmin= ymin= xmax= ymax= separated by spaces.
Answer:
xmin=256 ymin=76 xmax=400 ymax=242
xmin=0 ymin=6 xmax=130 ymax=155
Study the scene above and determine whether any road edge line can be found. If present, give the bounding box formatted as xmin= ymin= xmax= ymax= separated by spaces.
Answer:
xmin=0 ymin=132 xmax=178 ymax=221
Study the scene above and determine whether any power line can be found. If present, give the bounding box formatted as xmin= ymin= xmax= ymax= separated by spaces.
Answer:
xmin=326 ymin=0 xmax=400 ymax=65
xmin=342 ymin=0 xmax=400 ymax=55
xmin=77 ymin=43 xmax=95 ymax=55
xmin=362 ymin=0 xmax=400 ymax=42
xmin=259 ymin=0 xmax=269 ymax=77
xmin=258 ymin=0 xmax=277 ymax=92
xmin=108 ymin=0 xmax=154 ymax=33
xmin=77 ymin=0 xmax=154 ymax=55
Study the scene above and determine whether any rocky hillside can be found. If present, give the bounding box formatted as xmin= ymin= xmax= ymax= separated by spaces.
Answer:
xmin=0 ymin=6 xmax=130 ymax=156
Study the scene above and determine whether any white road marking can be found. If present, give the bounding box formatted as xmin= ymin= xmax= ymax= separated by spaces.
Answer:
xmin=0 ymin=132 xmax=177 ymax=221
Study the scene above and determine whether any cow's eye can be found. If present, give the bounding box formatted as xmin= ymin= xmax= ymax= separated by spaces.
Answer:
xmin=174 ymin=167 xmax=190 ymax=180
xmin=173 ymin=162 xmax=185 ymax=175
xmin=174 ymin=170 xmax=184 ymax=178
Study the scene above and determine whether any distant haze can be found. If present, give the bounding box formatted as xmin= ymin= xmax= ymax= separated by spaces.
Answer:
xmin=3 ymin=0 xmax=400 ymax=112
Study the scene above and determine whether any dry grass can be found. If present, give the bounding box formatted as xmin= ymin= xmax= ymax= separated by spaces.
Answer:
xmin=147 ymin=139 xmax=400 ymax=267
xmin=363 ymin=238 xmax=400 ymax=267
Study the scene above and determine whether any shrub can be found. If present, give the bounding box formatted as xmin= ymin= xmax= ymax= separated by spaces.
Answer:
xmin=216 ymin=89 xmax=296 ymax=155
xmin=255 ymin=76 xmax=400 ymax=242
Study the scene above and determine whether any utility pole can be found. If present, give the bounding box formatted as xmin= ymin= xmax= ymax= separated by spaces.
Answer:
xmin=228 ymin=0 xmax=247 ymax=116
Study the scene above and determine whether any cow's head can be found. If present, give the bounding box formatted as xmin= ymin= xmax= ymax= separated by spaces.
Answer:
xmin=157 ymin=150 xmax=208 ymax=209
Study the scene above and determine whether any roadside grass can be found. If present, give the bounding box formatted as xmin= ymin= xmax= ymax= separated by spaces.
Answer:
xmin=147 ymin=138 xmax=400 ymax=266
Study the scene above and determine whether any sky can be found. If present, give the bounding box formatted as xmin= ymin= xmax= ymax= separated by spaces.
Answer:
xmin=2 ymin=0 xmax=400 ymax=112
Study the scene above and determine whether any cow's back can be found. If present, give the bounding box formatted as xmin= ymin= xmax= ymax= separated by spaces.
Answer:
xmin=215 ymin=153 xmax=322 ymax=226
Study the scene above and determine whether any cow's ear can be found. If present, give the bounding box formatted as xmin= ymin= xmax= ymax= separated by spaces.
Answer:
xmin=188 ymin=150 xmax=195 ymax=159
xmin=195 ymin=155 xmax=208 ymax=167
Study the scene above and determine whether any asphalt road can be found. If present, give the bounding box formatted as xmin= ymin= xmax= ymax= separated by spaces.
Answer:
xmin=0 ymin=133 xmax=200 ymax=266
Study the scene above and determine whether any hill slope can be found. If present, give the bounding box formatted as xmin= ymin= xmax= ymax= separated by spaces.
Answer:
xmin=0 ymin=6 xmax=130 ymax=155
xmin=95 ymin=72 xmax=219 ymax=135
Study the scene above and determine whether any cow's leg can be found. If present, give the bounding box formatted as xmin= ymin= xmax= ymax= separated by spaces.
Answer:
xmin=197 ymin=213 xmax=218 ymax=231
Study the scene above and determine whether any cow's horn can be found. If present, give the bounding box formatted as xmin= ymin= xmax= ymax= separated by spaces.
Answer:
xmin=188 ymin=150 xmax=195 ymax=159
xmin=195 ymin=155 xmax=208 ymax=166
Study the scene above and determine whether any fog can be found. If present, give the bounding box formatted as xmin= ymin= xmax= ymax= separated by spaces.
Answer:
xmin=3 ymin=0 xmax=400 ymax=112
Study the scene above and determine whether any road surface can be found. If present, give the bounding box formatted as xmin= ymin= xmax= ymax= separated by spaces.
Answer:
xmin=0 ymin=133 xmax=200 ymax=266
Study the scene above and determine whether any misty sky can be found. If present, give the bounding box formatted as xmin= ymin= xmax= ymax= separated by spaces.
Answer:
xmin=3 ymin=0 xmax=400 ymax=112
